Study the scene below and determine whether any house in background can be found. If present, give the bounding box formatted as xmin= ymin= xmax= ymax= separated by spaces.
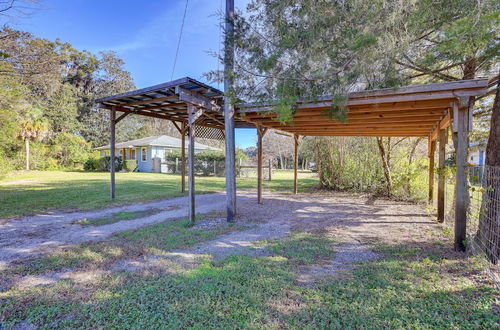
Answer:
xmin=96 ymin=135 xmax=220 ymax=173
xmin=469 ymin=140 xmax=487 ymax=166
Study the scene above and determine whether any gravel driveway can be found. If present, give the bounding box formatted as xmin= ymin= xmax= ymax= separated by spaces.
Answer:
xmin=0 ymin=190 xmax=441 ymax=270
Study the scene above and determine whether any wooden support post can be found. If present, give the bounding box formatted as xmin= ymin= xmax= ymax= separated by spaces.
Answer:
xmin=293 ymin=134 xmax=299 ymax=194
xmin=454 ymin=99 xmax=470 ymax=251
xmin=224 ymin=0 xmax=236 ymax=222
xmin=256 ymin=125 xmax=267 ymax=204
xmin=110 ymin=107 xmax=116 ymax=200
xmin=437 ymin=128 xmax=447 ymax=223
xmin=187 ymin=105 xmax=196 ymax=222
xmin=428 ymin=138 xmax=436 ymax=203
xmin=181 ymin=122 xmax=186 ymax=193
xmin=268 ymin=159 xmax=272 ymax=181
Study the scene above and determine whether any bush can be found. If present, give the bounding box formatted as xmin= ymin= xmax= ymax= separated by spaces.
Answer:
xmin=85 ymin=156 xmax=123 ymax=172
xmin=84 ymin=157 xmax=99 ymax=171
xmin=123 ymin=159 xmax=137 ymax=172
xmin=0 ymin=151 xmax=13 ymax=180
xmin=51 ymin=133 xmax=91 ymax=168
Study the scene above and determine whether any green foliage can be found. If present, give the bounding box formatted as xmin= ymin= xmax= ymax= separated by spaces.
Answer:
xmin=304 ymin=136 xmax=430 ymax=201
xmin=123 ymin=159 xmax=137 ymax=172
xmin=83 ymin=154 xmax=101 ymax=171
xmin=51 ymin=132 xmax=91 ymax=168
xmin=195 ymin=150 xmax=226 ymax=162
xmin=165 ymin=150 xmax=181 ymax=161
xmin=0 ymin=26 xmax=150 ymax=176
xmin=84 ymin=156 xmax=123 ymax=172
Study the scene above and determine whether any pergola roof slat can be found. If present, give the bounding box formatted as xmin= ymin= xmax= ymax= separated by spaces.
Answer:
xmin=235 ymin=79 xmax=487 ymax=138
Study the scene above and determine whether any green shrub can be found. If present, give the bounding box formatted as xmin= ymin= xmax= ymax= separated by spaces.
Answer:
xmin=123 ymin=159 xmax=137 ymax=172
xmin=166 ymin=150 xmax=182 ymax=161
xmin=87 ymin=156 xmax=123 ymax=172
xmin=0 ymin=150 xmax=13 ymax=180
xmin=51 ymin=132 xmax=91 ymax=168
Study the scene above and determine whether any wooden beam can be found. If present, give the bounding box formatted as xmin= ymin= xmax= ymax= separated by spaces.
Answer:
xmin=256 ymin=125 xmax=267 ymax=204
xmin=241 ymin=109 xmax=449 ymax=122
xmin=112 ymin=95 xmax=178 ymax=107
xmin=187 ymin=104 xmax=196 ymax=222
xmin=262 ymin=122 xmax=436 ymax=129
xmin=181 ymin=122 xmax=186 ymax=193
xmin=114 ymin=112 xmax=130 ymax=124
xmin=252 ymin=115 xmax=445 ymax=125
xmin=430 ymin=112 xmax=451 ymax=141
xmin=110 ymin=108 xmax=116 ymax=200
xmin=437 ymin=128 xmax=447 ymax=223
xmin=454 ymin=98 xmax=470 ymax=251
xmin=224 ymin=0 xmax=237 ymax=223
xmin=240 ymin=101 xmax=452 ymax=116
xmin=293 ymin=134 xmax=299 ymax=194
xmin=176 ymin=86 xmax=220 ymax=112
xmin=428 ymin=138 xmax=436 ymax=203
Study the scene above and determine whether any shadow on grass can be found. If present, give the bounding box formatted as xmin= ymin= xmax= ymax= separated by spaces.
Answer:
xmin=1 ymin=241 xmax=498 ymax=329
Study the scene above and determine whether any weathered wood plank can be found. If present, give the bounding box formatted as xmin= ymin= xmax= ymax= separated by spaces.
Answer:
xmin=428 ymin=138 xmax=436 ymax=203
xmin=437 ymin=128 xmax=447 ymax=223
xmin=293 ymin=134 xmax=299 ymax=194
xmin=256 ymin=125 xmax=267 ymax=204
xmin=181 ymin=121 xmax=186 ymax=193
xmin=454 ymin=99 xmax=470 ymax=251
xmin=188 ymin=105 xmax=196 ymax=222
xmin=176 ymin=87 xmax=220 ymax=112
xmin=114 ymin=112 xmax=130 ymax=124
xmin=110 ymin=108 xmax=116 ymax=200
xmin=224 ymin=0 xmax=237 ymax=222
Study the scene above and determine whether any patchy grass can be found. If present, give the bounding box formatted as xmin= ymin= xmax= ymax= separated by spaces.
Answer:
xmin=72 ymin=209 xmax=163 ymax=226
xmin=9 ymin=213 xmax=242 ymax=276
xmin=0 ymin=170 xmax=318 ymax=218
xmin=1 ymin=229 xmax=498 ymax=329
xmin=259 ymin=231 xmax=336 ymax=265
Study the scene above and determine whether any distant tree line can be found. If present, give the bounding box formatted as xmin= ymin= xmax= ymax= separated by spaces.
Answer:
xmin=0 ymin=26 xmax=158 ymax=177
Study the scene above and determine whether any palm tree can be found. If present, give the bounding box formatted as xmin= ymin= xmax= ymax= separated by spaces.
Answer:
xmin=17 ymin=119 xmax=48 ymax=170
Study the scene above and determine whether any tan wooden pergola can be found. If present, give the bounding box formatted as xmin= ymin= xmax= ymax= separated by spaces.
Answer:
xmin=97 ymin=77 xmax=488 ymax=251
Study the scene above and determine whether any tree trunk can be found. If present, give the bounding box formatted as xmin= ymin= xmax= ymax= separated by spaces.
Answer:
xmin=477 ymin=74 xmax=500 ymax=262
xmin=376 ymin=137 xmax=392 ymax=195
xmin=25 ymin=138 xmax=30 ymax=171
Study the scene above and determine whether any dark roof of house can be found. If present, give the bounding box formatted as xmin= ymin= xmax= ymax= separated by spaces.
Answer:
xmin=96 ymin=135 xmax=220 ymax=151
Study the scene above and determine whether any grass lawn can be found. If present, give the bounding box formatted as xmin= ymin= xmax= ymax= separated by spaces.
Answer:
xmin=1 ymin=221 xmax=497 ymax=329
xmin=0 ymin=170 xmax=318 ymax=219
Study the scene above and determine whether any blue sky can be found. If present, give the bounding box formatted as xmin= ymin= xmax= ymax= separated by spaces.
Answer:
xmin=5 ymin=0 xmax=256 ymax=148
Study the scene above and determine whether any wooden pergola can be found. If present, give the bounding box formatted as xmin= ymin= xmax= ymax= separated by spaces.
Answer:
xmin=96 ymin=77 xmax=253 ymax=220
xmin=97 ymin=78 xmax=488 ymax=251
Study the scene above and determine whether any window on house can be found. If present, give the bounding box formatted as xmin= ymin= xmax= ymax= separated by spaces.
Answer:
xmin=141 ymin=148 xmax=147 ymax=162
xmin=130 ymin=149 xmax=136 ymax=160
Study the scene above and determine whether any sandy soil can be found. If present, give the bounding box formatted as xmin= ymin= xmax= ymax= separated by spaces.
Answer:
xmin=1 ymin=190 xmax=443 ymax=272
xmin=0 ymin=193 xmax=228 ymax=267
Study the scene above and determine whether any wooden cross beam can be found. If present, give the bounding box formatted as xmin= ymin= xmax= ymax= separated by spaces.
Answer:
xmin=176 ymin=86 xmax=221 ymax=112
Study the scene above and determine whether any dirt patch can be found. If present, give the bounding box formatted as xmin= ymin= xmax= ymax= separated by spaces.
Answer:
xmin=297 ymin=239 xmax=381 ymax=285
xmin=0 ymin=193 xmax=228 ymax=265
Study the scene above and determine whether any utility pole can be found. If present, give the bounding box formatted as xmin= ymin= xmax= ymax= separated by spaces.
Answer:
xmin=224 ymin=0 xmax=236 ymax=222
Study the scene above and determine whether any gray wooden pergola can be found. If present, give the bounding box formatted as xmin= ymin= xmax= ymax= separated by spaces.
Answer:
xmin=97 ymin=78 xmax=488 ymax=251
xmin=96 ymin=77 xmax=254 ymax=220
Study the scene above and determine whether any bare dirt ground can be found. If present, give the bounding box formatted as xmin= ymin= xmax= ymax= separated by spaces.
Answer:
xmin=0 ymin=193 xmax=227 ymax=267
xmin=1 ymin=190 xmax=445 ymax=277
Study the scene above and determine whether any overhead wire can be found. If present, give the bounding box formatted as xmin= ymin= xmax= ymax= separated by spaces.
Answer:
xmin=171 ymin=0 xmax=189 ymax=80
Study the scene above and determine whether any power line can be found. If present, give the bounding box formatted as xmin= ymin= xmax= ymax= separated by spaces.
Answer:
xmin=217 ymin=0 xmax=223 ymax=88
xmin=171 ymin=0 xmax=189 ymax=80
